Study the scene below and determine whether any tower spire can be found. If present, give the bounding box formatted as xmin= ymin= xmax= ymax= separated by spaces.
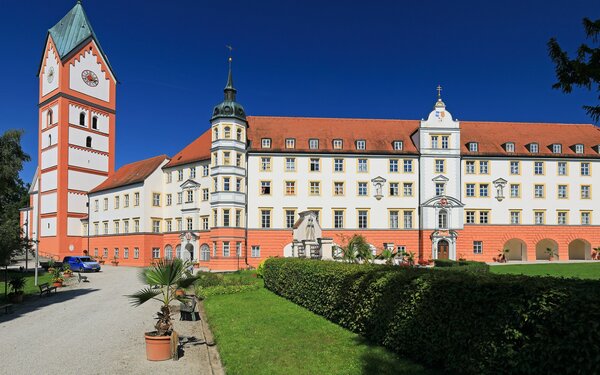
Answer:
xmin=224 ymin=45 xmax=236 ymax=101
xmin=435 ymin=84 xmax=446 ymax=108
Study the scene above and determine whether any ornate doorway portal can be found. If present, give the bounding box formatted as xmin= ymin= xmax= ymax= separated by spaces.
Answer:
xmin=437 ymin=240 xmax=449 ymax=260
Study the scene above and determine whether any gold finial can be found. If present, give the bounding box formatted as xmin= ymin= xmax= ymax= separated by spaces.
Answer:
xmin=436 ymin=84 xmax=442 ymax=99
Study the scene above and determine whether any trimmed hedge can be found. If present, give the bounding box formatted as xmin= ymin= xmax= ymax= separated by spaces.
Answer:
xmin=433 ymin=258 xmax=490 ymax=273
xmin=264 ymin=258 xmax=600 ymax=375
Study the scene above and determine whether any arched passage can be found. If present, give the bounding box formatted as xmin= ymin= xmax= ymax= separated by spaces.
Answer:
xmin=568 ymin=239 xmax=591 ymax=260
xmin=504 ymin=238 xmax=527 ymax=261
xmin=536 ymin=238 xmax=559 ymax=260
xmin=185 ymin=243 xmax=194 ymax=261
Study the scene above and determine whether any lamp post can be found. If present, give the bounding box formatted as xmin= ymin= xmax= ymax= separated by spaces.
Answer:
xmin=34 ymin=231 xmax=39 ymax=286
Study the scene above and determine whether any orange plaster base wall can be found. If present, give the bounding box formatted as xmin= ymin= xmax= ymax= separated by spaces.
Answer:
xmin=88 ymin=234 xmax=163 ymax=267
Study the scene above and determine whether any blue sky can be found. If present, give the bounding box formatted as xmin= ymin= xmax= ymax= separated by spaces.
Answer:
xmin=0 ymin=0 xmax=598 ymax=183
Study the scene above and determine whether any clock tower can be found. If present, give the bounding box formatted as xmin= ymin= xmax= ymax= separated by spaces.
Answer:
xmin=37 ymin=1 xmax=117 ymax=258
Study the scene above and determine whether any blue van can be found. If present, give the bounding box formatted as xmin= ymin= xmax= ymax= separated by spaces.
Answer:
xmin=62 ymin=256 xmax=101 ymax=272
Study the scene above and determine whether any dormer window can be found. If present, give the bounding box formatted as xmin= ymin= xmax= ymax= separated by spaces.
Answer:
xmin=393 ymin=141 xmax=403 ymax=151
xmin=261 ymin=138 xmax=271 ymax=149
xmin=356 ymin=140 xmax=366 ymax=150
xmin=529 ymin=143 xmax=539 ymax=153
xmin=468 ymin=142 xmax=478 ymax=152
xmin=285 ymin=138 xmax=295 ymax=149
xmin=575 ymin=144 xmax=584 ymax=154
xmin=552 ymin=144 xmax=562 ymax=154
xmin=505 ymin=142 xmax=515 ymax=153
xmin=333 ymin=139 xmax=343 ymax=150
xmin=309 ymin=139 xmax=319 ymax=149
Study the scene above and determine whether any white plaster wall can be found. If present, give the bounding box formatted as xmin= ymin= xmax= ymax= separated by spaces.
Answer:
xmin=68 ymin=147 xmax=109 ymax=171
xmin=89 ymin=183 xmax=146 ymax=234
xmin=42 ymin=104 xmax=59 ymax=129
xmin=68 ymin=192 xmax=88 ymax=214
xmin=41 ymin=192 xmax=57 ymax=214
xmin=40 ymin=170 xmax=57 ymax=192
xmin=41 ymin=148 xmax=58 ymax=170
xmin=69 ymin=127 xmax=108 ymax=152
xmin=69 ymin=49 xmax=110 ymax=102
xmin=91 ymin=111 xmax=109 ymax=134
xmin=41 ymin=46 xmax=60 ymax=96
xmin=69 ymin=104 xmax=88 ymax=126
xmin=41 ymin=217 xmax=57 ymax=237
xmin=67 ymin=217 xmax=83 ymax=236
xmin=68 ymin=170 xmax=107 ymax=192
xmin=41 ymin=127 xmax=58 ymax=149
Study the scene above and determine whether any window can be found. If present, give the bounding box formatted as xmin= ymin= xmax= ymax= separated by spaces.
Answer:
xmin=222 ymin=242 xmax=230 ymax=257
xmin=466 ymin=211 xmax=475 ymax=224
xmin=333 ymin=210 xmax=344 ymax=228
xmin=310 ymin=158 xmax=320 ymax=172
xmin=104 ymin=198 xmax=108 ymax=210
xmin=222 ymin=126 xmax=231 ymax=139
xmin=334 ymin=159 xmax=344 ymax=172
xmin=285 ymin=210 xmax=296 ymax=229
xmin=114 ymin=221 xmax=120 ymax=234
xmin=403 ymin=210 xmax=413 ymax=229
xmin=134 ymin=248 xmax=139 ymax=259
xmin=534 ymin=184 xmax=545 ymax=198
xmin=186 ymin=190 xmax=194 ymax=202
xmin=333 ymin=139 xmax=342 ymax=149
xmin=479 ymin=211 xmax=489 ymax=224
xmin=510 ymin=184 xmax=520 ymax=198
xmin=358 ymin=182 xmax=368 ymax=196
xmin=466 ymin=183 xmax=476 ymax=197
xmin=438 ymin=210 xmax=448 ymax=229
xmin=403 ymin=159 xmax=413 ymax=173
xmin=505 ymin=142 xmax=515 ymax=152
xmin=178 ymin=170 xmax=184 ymax=181
xmin=152 ymin=193 xmax=160 ymax=206
xmin=431 ymin=136 xmax=439 ymax=149
xmin=237 ymin=128 xmax=243 ymax=141
xmin=260 ymin=181 xmax=271 ymax=195
xmin=558 ymin=185 xmax=568 ymax=199
xmin=435 ymin=183 xmax=445 ymax=196
xmin=466 ymin=161 xmax=475 ymax=174
xmin=166 ymin=220 xmax=172 ymax=232
xmin=435 ymin=159 xmax=445 ymax=173
xmin=388 ymin=210 xmax=399 ymax=229
xmin=152 ymin=220 xmax=161 ymax=233
xmin=86 ymin=136 xmax=92 ymax=148
xmin=581 ymin=211 xmax=591 ymax=225
xmin=389 ymin=182 xmax=399 ymax=196
xmin=309 ymin=181 xmax=320 ymax=195
xmin=403 ymin=183 xmax=413 ymax=197
xmin=236 ymin=178 xmax=242 ymax=192
xmin=234 ymin=153 xmax=241 ymax=167
xmin=356 ymin=140 xmax=366 ymax=150
xmin=469 ymin=142 xmax=478 ymax=152
xmin=393 ymin=141 xmax=403 ymax=150
xmin=152 ymin=248 xmax=160 ymax=259
xmin=94 ymin=200 xmax=99 ymax=212
xmin=47 ymin=109 xmax=53 ymax=126
xmin=285 ymin=181 xmax=296 ymax=195
xmin=213 ymin=128 xmax=219 ymax=140
xmin=235 ymin=209 xmax=241 ymax=227
xmin=134 ymin=192 xmax=140 ymax=206
xmin=530 ymin=143 xmax=539 ymax=153
xmin=479 ymin=161 xmax=489 ymax=174
xmin=510 ymin=161 xmax=520 ymax=175
xmin=203 ymin=165 xmax=209 ymax=176
xmin=309 ymin=139 xmax=319 ymax=149
xmin=581 ymin=162 xmax=590 ymax=176
xmin=581 ymin=185 xmax=591 ymax=199
xmin=358 ymin=210 xmax=368 ymax=229
xmin=114 ymin=196 xmax=120 ymax=209
xmin=510 ymin=211 xmax=521 ymax=224
xmin=557 ymin=211 xmax=568 ymax=225
xmin=123 ymin=248 xmax=129 ymax=259
xmin=177 ymin=192 xmax=183 ymax=204
xmin=575 ymin=144 xmax=584 ymax=154
xmin=286 ymin=158 xmax=296 ymax=171
xmin=104 ymin=248 xmax=108 ymax=257
xmin=251 ymin=246 xmax=261 ymax=258
xmin=92 ymin=116 xmax=98 ymax=129
xmin=389 ymin=159 xmax=399 ymax=172
xmin=261 ymin=138 xmax=271 ymax=148
xmin=534 ymin=161 xmax=544 ymax=175
xmin=213 ymin=209 xmax=218 ymax=227
xmin=190 ymin=167 xmax=196 ymax=179
xmin=441 ymin=136 xmax=449 ymax=149
xmin=79 ymin=112 xmax=86 ymax=126
xmin=334 ymin=182 xmax=344 ymax=196
xmin=552 ymin=144 xmax=562 ymax=153
xmin=223 ymin=177 xmax=230 ymax=191
xmin=534 ymin=211 xmax=545 ymax=225
xmin=261 ymin=210 xmax=271 ymax=228
xmin=223 ymin=152 xmax=231 ymax=165
xmin=357 ymin=159 xmax=368 ymax=172
xmin=261 ymin=157 xmax=271 ymax=171
xmin=166 ymin=194 xmax=172 ymax=206
xmin=202 ymin=216 xmax=209 ymax=230
xmin=223 ymin=209 xmax=230 ymax=227
xmin=473 ymin=241 xmax=483 ymax=254
xmin=213 ymin=242 xmax=217 ymax=257
xmin=124 ymin=194 xmax=129 ymax=208
xmin=558 ymin=162 xmax=567 ymax=176
xmin=479 ymin=184 xmax=489 ymax=197
xmin=134 ymin=219 xmax=140 ymax=232
xmin=285 ymin=138 xmax=295 ymax=149
xmin=166 ymin=172 xmax=173 ymax=183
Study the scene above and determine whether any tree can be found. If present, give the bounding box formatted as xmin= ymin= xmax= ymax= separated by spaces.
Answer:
xmin=0 ymin=129 xmax=31 ymax=267
xmin=548 ymin=18 xmax=600 ymax=122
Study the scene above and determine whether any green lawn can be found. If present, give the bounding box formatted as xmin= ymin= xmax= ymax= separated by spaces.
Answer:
xmin=490 ymin=262 xmax=600 ymax=279
xmin=203 ymin=287 xmax=435 ymax=375
xmin=0 ymin=271 xmax=53 ymax=302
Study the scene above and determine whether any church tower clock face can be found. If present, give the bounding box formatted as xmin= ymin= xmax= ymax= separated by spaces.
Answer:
xmin=47 ymin=66 xmax=55 ymax=83
xmin=81 ymin=69 xmax=99 ymax=87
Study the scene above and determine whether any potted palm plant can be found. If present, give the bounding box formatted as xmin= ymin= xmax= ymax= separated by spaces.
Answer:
xmin=546 ymin=247 xmax=557 ymax=261
xmin=376 ymin=248 xmax=398 ymax=265
xmin=62 ymin=264 xmax=73 ymax=278
xmin=50 ymin=267 xmax=64 ymax=287
xmin=8 ymin=276 xmax=26 ymax=303
xmin=128 ymin=258 xmax=198 ymax=361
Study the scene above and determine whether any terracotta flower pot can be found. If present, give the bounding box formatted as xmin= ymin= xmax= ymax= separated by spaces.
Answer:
xmin=63 ymin=273 xmax=72 ymax=278
xmin=145 ymin=332 xmax=172 ymax=361
xmin=175 ymin=289 xmax=185 ymax=297
xmin=9 ymin=293 xmax=23 ymax=303
xmin=52 ymin=281 xmax=63 ymax=287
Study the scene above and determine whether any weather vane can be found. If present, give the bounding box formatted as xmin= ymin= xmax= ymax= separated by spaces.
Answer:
xmin=226 ymin=45 xmax=233 ymax=63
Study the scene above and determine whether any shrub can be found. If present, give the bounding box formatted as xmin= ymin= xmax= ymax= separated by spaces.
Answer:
xmin=256 ymin=259 xmax=267 ymax=278
xmin=433 ymin=258 xmax=490 ymax=273
xmin=194 ymin=272 xmax=225 ymax=288
xmin=263 ymin=258 xmax=600 ymax=375
xmin=197 ymin=284 xmax=260 ymax=298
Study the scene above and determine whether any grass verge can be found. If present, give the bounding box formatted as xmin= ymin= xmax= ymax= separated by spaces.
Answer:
xmin=0 ymin=271 xmax=53 ymax=302
xmin=490 ymin=262 xmax=600 ymax=279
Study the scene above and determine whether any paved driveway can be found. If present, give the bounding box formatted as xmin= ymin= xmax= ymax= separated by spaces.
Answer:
xmin=0 ymin=266 xmax=210 ymax=375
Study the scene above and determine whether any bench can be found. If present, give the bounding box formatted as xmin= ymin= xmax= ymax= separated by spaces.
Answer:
xmin=78 ymin=272 xmax=89 ymax=283
xmin=0 ymin=303 xmax=14 ymax=314
xmin=38 ymin=283 xmax=58 ymax=296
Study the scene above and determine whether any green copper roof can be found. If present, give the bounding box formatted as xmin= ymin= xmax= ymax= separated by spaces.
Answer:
xmin=212 ymin=60 xmax=246 ymax=121
xmin=42 ymin=1 xmax=116 ymax=79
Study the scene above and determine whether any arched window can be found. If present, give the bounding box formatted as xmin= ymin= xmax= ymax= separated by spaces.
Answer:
xmin=224 ymin=126 xmax=231 ymax=139
xmin=236 ymin=128 xmax=242 ymax=141
xmin=92 ymin=116 xmax=98 ymax=130
xmin=47 ymin=109 xmax=53 ymax=126
xmin=200 ymin=244 xmax=210 ymax=261
xmin=165 ymin=245 xmax=173 ymax=260
xmin=175 ymin=245 xmax=182 ymax=259
xmin=438 ymin=209 xmax=448 ymax=229
xmin=86 ymin=136 xmax=92 ymax=148
xmin=79 ymin=112 xmax=86 ymax=126
xmin=213 ymin=128 xmax=219 ymax=140
xmin=48 ymin=134 xmax=52 ymax=146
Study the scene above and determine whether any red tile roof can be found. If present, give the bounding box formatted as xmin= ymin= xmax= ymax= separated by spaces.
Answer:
xmin=247 ymin=116 xmax=420 ymax=154
xmin=90 ymin=154 xmax=169 ymax=193
xmin=461 ymin=121 xmax=600 ymax=158
xmin=163 ymin=129 xmax=212 ymax=168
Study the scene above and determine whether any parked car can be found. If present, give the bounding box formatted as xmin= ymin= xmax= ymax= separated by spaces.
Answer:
xmin=62 ymin=256 xmax=101 ymax=272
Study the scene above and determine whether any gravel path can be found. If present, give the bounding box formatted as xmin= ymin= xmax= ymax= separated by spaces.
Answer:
xmin=0 ymin=266 xmax=218 ymax=375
